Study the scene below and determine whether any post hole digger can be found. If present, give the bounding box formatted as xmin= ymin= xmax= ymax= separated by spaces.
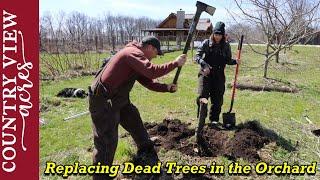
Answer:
xmin=170 ymin=1 xmax=215 ymax=142
xmin=223 ymin=35 xmax=244 ymax=129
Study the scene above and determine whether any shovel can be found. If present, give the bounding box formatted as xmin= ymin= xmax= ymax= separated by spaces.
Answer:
xmin=223 ymin=35 xmax=244 ymax=129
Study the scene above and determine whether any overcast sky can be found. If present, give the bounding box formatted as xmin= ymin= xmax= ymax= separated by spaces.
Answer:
xmin=40 ymin=0 xmax=239 ymax=23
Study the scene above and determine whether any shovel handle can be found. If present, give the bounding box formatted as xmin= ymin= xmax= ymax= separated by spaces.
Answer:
xmin=229 ymin=35 xmax=244 ymax=113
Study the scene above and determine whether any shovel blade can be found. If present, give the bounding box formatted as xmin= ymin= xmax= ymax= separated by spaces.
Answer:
xmin=222 ymin=112 xmax=236 ymax=129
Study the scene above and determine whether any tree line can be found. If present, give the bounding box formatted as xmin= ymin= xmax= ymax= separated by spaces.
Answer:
xmin=40 ymin=11 xmax=160 ymax=54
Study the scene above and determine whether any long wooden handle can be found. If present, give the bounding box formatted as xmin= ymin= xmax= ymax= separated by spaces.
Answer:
xmin=173 ymin=10 xmax=202 ymax=84
xmin=229 ymin=35 xmax=244 ymax=113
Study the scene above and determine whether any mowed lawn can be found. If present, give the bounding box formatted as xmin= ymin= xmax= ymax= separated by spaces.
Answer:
xmin=40 ymin=45 xmax=320 ymax=179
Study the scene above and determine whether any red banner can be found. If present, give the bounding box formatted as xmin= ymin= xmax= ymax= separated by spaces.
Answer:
xmin=0 ymin=0 xmax=39 ymax=179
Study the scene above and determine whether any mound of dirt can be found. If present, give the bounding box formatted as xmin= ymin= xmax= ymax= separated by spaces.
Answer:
xmin=145 ymin=119 xmax=195 ymax=150
xmin=145 ymin=119 xmax=273 ymax=162
xmin=224 ymin=121 xmax=271 ymax=162
xmin=233 ymin=83 xmax=298 ymax=93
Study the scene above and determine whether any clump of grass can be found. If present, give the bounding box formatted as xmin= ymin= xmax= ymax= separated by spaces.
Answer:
xmin=40 ymin=97 xmax=63 ymax=112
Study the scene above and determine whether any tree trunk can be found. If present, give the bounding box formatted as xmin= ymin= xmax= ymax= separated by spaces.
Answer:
xmin=78 ymin=37 xmax=81 ymax=54
xmin=275 ymin=51 xmax=279 ymax=63
xmin=263 ymin=45 xmax=270 ymax=78
xmin=62 ymin=38 xmax=66 ymax=52
xmin=263 ymin=57 xmax=269 ymax=78
xmin=100 ymin=35 xmax=104 ymax=53
xmin=95 ymin=35 xmax=98 ymax=53
xmin=112 ymin=35 xmax=115 ymax=52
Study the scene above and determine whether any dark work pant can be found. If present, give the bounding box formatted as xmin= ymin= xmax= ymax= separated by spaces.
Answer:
xmin=88 ymin=82 xmax=154 ymax=180
xmin=198 ymin=70 xmax=226 ymax=122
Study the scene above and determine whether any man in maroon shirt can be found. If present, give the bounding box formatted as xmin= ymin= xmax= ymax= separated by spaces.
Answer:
xmin=89 ymin=36 xmax=186 ymax=179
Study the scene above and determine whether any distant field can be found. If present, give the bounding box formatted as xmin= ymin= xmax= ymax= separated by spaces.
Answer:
xmin=40 ymin=45 xmax=320 ymax=179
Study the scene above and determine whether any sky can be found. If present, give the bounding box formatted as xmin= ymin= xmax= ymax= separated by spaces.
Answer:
xmin=40 ymin=0 xmax=239 ymax=23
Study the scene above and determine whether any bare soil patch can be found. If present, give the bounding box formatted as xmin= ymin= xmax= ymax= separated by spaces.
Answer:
xmin=144 ymin=119 xmax=272 ymax=162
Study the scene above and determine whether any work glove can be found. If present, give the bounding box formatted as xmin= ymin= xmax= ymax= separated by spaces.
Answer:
xmin=175 ymin=54 xmax=187 ymax=67
xmin=167 ymin=83 xmax=177 ymax=93
xmin=236 ymin=58 xmax=241 ymax=65
xmin=200 ymin=61 xmax=212 ymax=76
xmin=232 ymin=58 xmax=240 ymax=65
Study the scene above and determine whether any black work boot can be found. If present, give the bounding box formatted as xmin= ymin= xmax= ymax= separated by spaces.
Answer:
xmin=134 ymin=147 xmax=162 ymax=180
xmin=136 ymin=143 xmax=159 ymax=166
xmin=209 ymin=105 xmax=220 ymax=125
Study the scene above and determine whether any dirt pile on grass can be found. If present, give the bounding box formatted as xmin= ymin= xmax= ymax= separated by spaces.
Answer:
xmin=145 ymin=119 xmax=195 ymax=150
xmin=145 ymin=119 xmax=272 ymax=162
xmin=223 ymin=121 xmax=271 ymax=162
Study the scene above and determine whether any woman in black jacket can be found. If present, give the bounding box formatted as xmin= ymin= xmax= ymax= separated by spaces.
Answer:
xmin=195 ymin=21 xmax=238 ymax=136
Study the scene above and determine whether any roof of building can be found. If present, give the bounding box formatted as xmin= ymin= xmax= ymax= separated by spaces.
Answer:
xmin=185 ymin=14 xmax=194 ymax=20
xmin=141 ymin=28 xmax=189 ymax=32
xmin=153 ymin=12 xmax=212 ymax=32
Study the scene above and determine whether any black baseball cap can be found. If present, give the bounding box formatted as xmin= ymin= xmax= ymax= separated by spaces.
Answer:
xmin=141 ymin=36 xmax=163 ymax=55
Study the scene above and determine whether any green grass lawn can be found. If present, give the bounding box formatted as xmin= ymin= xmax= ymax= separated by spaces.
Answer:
xmin=40 ymin=45 xmax=320 ymax=179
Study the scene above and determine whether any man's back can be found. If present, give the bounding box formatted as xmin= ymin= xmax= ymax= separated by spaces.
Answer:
xmin=101 ymin=41 xmax=178 ymax=93
xmin=100 ymin=43 xmax=140 ymax=92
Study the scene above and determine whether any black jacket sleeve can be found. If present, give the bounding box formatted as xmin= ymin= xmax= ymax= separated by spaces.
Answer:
xmin=225 ymin=42 xmax=237 ymax=65
xmin=195 ymin=39 xmax=210 ymax=68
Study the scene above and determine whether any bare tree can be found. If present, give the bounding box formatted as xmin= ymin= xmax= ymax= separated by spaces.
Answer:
xmin=230 ymin=0 xmax=320 ymax=78
xmin=40 ymin=11 xmax=160 ymax=78
xmin=227 ymin=23 xmax=262 ymax=43
xmin=104 ymin=13 xmax=117 ymax=51
xmin=123 ymin=16 xmax=136 ymax=41
xmin=94 ymin=18 xmax=105 ymax=52
xmin=116 ymin=16 xmax=126 ymax=45
xmin=66 ymin=11 xmax=89 ymax=53
xmin=40 ymin=12 xmax=55 ymax=52
xmin=39 ymin=16 xmax=48 ymax=52
xmin=41 ymin=11 xmax=159 ymax=54
xmin=40 ymin=12 xmax=65 ymax=75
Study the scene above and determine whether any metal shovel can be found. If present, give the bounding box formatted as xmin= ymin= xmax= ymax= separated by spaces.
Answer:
xmin=223 ymin=35 xmax=244 ymax=129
